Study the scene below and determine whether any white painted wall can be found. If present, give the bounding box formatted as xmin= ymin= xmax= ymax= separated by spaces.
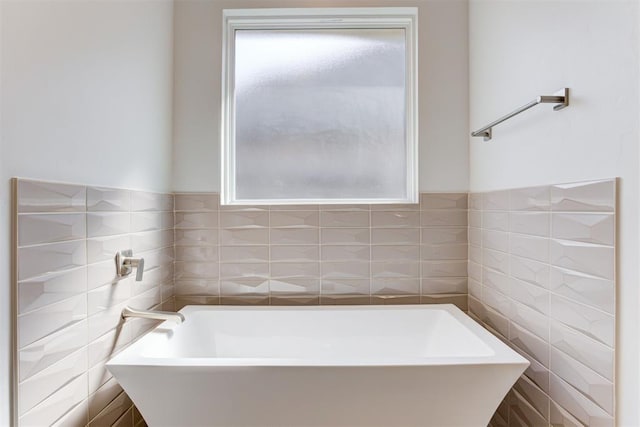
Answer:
xmin=469 ymin=1 xmax=639 ymax=425
xmin=172 ymin=0 xmax=469 ymax=193
xmin=0 ymin=1 xmax=175 ymax=425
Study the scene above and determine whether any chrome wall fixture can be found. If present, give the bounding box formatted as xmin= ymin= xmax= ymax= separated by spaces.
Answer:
xmin=115 ymin=249 xmax=145 ymax=281
xmin=121 ymin=306 xmax=185 ymax=324
xmin=471 ymin=88 xmax=569 ymax=141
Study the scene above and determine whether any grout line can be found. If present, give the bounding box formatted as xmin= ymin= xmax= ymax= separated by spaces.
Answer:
xmin=267 ymin=207 xmax=271 ymax=305
xmin=368 ymin=204 xmax=372 ymax=301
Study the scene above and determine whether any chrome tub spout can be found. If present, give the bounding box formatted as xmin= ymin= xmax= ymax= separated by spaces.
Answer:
xmin=121 ymin=306 xmax=185 ymax=324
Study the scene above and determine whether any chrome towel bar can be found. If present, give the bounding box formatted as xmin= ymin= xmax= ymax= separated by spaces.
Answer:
xmin=471 ymin=88 xmax=569 ymax=141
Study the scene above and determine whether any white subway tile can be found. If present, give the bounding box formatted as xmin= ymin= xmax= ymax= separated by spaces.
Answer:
xmin=510 ymin=212 xmax=550 ymax=237
xmin=19 ymin=348 xmax=87 ymax=416
xmin=552 ymin=213 xmax=614 ymax=246
xmin=483 ymin=211 xmax=509 ymax=231
xmin=174 ymin=261 xmax=220 ymax=280
xmin=87 ymin=234 xmax=130 ymax=264
xmin=269 ymin=278 xmax=319 ymax=295
xmin=421 ymin=260 xmax=467 ymax=278
xmin=18 ymin=295 xmax=87 ymax=348
xmin=512 ymin=376 xmax=549 ymax=421
xmin=549 ymin=266 xmax=614 ymax=314
xmin=18 ymin=240 xmax=86 ymax=281
xmin=483 ymin=229 xmax=509 ymax=252
xmin=551 ymin=180 xmax=615 ymax=213
xmin=51 ymin=400 xmax=88 ymax=427
xmin=220 ymin=211 xmax=268 ymax=228
xmin=550 ymin=321 xmax=613 ymax=381
xmin=549 ymin=374 xmax=613 ymax=427
xmin=420 ymin=193 xmax=467 ymax=210
xmin=483 ymin=248 xmax=509 ymax=275
xmin=371 ymin=211 xmax=420 ymax=228
xmin=483 ymin=287 xmax=510 ymax=318
xmin=87 ymin=391 xmax=132 ymax=427
xmin=323 ymin=245 xmax=370 ymax=262
xmin=321 ymin=262 xmax=370 ymax=279
xmin=87 ymin=327 xmax=131 ymax=368
xmin=220 ymin=263 xmax=269 ymax=279
xmin=550 ymin=239 xmax=614 ymax=280
xmin=270 ymin=211 xmax=319 ymax=228
xmin=220 ymin=279 xmax=269 ymax=296
xmin=483 ymin=268 xmax=510 ymax=295
xmin=87 ymin=187 xmax=130 ymax=212
xmin=270 ymin=262 xmax=319 ymax=278
xmin=19 ymin=373 xmax=87 ymax=427
xmin=510 ymin=255 xmax=549 ymax=289
xmin=87 ymin=281 xmax=131 ymax=315
xmin=421 ymin=210 xmax=467 ymax=227
xmin=17 ymin=180 xmax=85 ymax=213
xmin=371 ymin=261 xmax=419 ymax=279
xmin=270 ymin=228 xmax=319 ymax=245
xmin=511 ymin=278 xmax=549 ymax=315
xmin=18 ymin=320 xmax=87 ymax=382
xmin=550 ymin=399 xmax=584 ymax=427
xmin=550 ymin=295 xmax=614 ymax=347
xmin=18 ymin=267 xmax=87 ymax=314
xmin=131 ymin=211 xmax=162 ymax=232
xmin=131 ymin=191 xmax=172 ymax=212
xmin=176 ymin=245 xmax=219 ymax=262
xmin=271 ymin=245 xmax=319 ymax=262
xmin=174 ymin=228 xmax=218 ymax=246
xmin=482 ymin=190 xmax=509 ymax=211
xmin=321 ymin=228 xmax=370 ymax=245
xmin=174 ymin=279 xmax=219 ymax=296
xmin=510 ymin=301 xmax=549 ymax=341
xmin=19 ymin=213 xmax=86 ymax=246
xmin=371 ymin=228 xmax=419 ymax=245
xmin=175 ymin=211 xmax=218 ymax=229
xmin=372 ymin=278 xmax=420 ymax=295
xmin=421 ymin=243 xmax=468 ymax=261
xmin=320 ymin=211 xmax=370 ymax=227
xmin=421 ymin=227 xmax=467 ymax=245
xmin=550 ymin=347 xmax=613 ymax=415
xmin=321 ymin=279 xmax=370 ymax=295
xmin=510 ymin=234 xmax=549 ymax=263
xmin=86 ymin=212 xmax=130 ymax=238
xmin=510 ymin=389 xmax=548 ymax=426
xmin=509 ymin=186 xmax=550 ymax=211
xmin=510 ymin=322 xmax=549 ymax=368
xmin=174 ymin=193 xmax=218 ymax=211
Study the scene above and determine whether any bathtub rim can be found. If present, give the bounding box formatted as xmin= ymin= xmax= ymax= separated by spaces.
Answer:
xmin=106 ymin=304 xmax=529 ymax=369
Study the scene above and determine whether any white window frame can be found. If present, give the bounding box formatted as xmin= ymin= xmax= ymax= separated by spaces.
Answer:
xmin=221 ymin=7 xmax=419 ymax=205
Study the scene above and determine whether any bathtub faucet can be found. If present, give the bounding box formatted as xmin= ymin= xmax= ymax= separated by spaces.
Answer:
xmin=121 ymin=306 xmax=185 ymax=324
xmin=115 ymin=250 xmax=145 ymax=281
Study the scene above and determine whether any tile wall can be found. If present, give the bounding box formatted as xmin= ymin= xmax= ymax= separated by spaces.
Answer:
xmin=13 ymin=177 xmax=617 ymax=427
xmin=468 ymin=179 xmax=616 ymax=427
xmin=173 ymin=193 xmax=469 ymax=308
xmin=13 ymin=179 xmax=174 ymax=427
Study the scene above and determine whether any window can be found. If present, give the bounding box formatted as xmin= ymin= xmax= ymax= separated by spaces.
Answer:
xmin=221 ymin=8 xmax=418 ymax=205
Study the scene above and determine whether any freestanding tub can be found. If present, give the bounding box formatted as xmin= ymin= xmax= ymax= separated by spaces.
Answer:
xmin=107 ymin=304 xmax=528 ymax=427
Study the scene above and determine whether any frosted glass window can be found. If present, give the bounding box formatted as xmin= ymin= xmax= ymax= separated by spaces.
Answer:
xmin=222 ymin=9 xmax=418 ymax=204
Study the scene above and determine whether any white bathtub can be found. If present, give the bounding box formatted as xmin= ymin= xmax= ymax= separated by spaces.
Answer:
xmin=107 ymin=304 xmax=528 ymax=427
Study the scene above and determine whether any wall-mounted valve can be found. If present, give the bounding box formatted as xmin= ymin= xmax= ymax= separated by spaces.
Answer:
xmin=115 ymin=250 xmax=145 ymax=281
